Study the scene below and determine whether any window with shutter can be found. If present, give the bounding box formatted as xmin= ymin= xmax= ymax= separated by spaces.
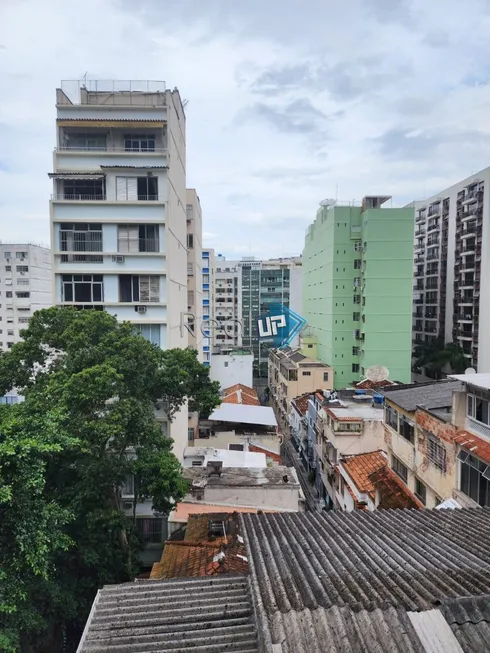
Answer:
xmin=116 ymin=177 xmax=138 ymax=201
xmin=139 ymin=276 xmax=150 ymax=301
xmin=149 ymin=277 xmax=160 ymax=302
xmin=116 ymin=177 xmax=127 ymax=200
xmin=127 ymin=178 xmax=138 ymax=201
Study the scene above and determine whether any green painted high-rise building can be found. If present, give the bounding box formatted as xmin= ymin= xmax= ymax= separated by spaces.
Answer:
xmin=302 ymin=196 xmax=414 ymax=388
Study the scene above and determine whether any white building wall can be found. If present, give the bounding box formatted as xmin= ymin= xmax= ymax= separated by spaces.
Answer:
xmin=0 ymin=244 xmax=52 ymax=351
xmin=50 ymin=82 xmax=189 ymax=462
xmin=210 ymin=353 xmax=254 ymax=389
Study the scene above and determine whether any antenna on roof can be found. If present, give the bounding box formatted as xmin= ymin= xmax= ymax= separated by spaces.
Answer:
xmin=365 ymin=365 xmax=390 ymax=382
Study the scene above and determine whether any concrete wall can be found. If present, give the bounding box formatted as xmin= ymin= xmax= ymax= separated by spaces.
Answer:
xmin=194 ymin=430 xmax=281 ymax=455
xmin=183 ymin=484 xmax=300 ymax=511
xmin=210 ymin=354 xmax=253 ymax=389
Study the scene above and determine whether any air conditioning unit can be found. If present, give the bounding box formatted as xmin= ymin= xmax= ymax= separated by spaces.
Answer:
xmin=112 ymin=255 xmax=125 ymax=263
xmin=136 ymin=305 xmax=147 ymax=313
xmin=122 ymin=501 xmax=133 ymax=511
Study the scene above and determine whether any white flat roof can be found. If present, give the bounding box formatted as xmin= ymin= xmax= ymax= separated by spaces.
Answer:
xmin=182 ymin=447 xmax=266 ymax=468
xmin=449 ymin=373 xmax=490 ymax=391
xmin=325 ymin=400 xmax=384 ymax=421
xmin=208 ymin=403 xmax=278 ymax=427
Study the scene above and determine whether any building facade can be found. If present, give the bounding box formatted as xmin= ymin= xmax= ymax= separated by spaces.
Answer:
xmin=412 ymin=167 xmax=490 ymax=371
xmin=49 ymin=79 xmax=188 ymax=460
xmin=0 ymin=244 xmax=52 ymax=350
xmin=201 ymin=248 xmax=214 ymax=366
xmin=268 ymin=347 xmax=333 ymax=433
xmin=303 ymin=196 xmax=414 ymax=388
xmin=186 ymin=189 xmax=203 ymax=361
xmin=240 ymin=257 xmax=302 ymax=377
xmin=213 ymin=255 xmax=241 ymax=352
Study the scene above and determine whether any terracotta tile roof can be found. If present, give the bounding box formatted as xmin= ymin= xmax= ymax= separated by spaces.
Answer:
xmin=454 ymin=430 xmax=490 ymax=465
xmin=341 ymin=451 xmax=387 ymax=499
xmin=341 ymin=450 xmax=423 ymax=509
xmin=222 ymin=383 xmax=260 ymax=406
xmin=291 ymin=392 xmax=310 ymax=416
xmin=369 ymin=466 xmax=424 ymax=510
xmin=151 ymin=513 xmax=249 ymax=580
xmin=171 ymin=503 xmax=275 ymax=523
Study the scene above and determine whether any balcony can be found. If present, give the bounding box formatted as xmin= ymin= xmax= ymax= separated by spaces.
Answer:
xmin=52 ymin=193 xmax=106 ymax=201
xmin=458 ymin=313 xmax=473 ymax=322
xmin=414 ymin=228 xmax=426 ymax=237
xmin=413 ymin=297 xmax=424 ymax=305
xmin=413 ymin=323 xmax=423 ymax=332
xmin=427 ymin=222 xmax=439 ymax=233
xmin=56 ymin=144 xmax=167 ymax=154
xmin=428 ymin=204 xmax=441 ymax=217
xmin=461 ymin=224 xmax=477 ymax=236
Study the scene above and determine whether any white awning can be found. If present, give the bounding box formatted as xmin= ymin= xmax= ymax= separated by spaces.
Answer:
xmin=48 ymin=173 xmax=105 ymax=180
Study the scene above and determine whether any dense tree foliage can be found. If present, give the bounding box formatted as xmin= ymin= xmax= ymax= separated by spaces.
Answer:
xmin=413 ymin=338 xmax=468 ymax=379
xmin=0 ymin=308 xmax=221 ymax=652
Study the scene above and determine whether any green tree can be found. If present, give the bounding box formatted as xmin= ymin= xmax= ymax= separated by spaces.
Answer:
xmin=0 ymin=308 xmax=221 ymax=652
xmin=413 ymin=338 xmax=468 ymax=379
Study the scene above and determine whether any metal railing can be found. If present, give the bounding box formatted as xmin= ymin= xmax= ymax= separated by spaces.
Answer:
xmin=56 ymin=145 xmax=167 ymax=153
xmin=59 ymin=80 xmax=167 ymax=106
xmin=51 ymin=194 xmax=159 ymax=202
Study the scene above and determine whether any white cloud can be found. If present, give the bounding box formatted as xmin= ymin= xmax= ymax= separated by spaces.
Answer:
xmin=1 ymin=0 xmax=490 ymax=258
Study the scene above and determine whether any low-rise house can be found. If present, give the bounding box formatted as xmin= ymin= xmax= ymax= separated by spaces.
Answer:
xmin=195 ymin=402 xmax=281 ymax=459
xmin=380 ymin=380 xmax=462 ymax=508
xmin=222 ymin=383 xmax=260 ymax=406
xmin=316 ymin=390 xmax=386 ymax=508
xmin=268 ymin=346 xmax=333 ymax=432
xmin=336 ymin=450 xmax=424 ymax=511
xmin=183 ymin=464 xmax=303 ymax=513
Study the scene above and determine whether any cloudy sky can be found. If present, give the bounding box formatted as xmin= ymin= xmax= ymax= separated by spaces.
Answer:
xmin=2 ymin=0 xmax=490 ymax=259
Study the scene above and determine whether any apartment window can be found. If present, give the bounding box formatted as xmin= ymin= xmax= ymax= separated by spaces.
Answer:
xmin=187 ymin=233 xmax=194 ymax=249
xmin=16 ymin=265 xmax=28 ymax=273
xmin=63 ymin=178 xmax=104 ymax=200
xmin=118 ymin=224 xmax=159 ymax=253
xmin=415 ymin=478 xmax=426 ymax=505
xmin=133 ymin=324 xmax=161 ymax=347
xmin=353 ymin=312 xmax=360 ymax=321
xmin=124 ymin=134 xmax=155 ymax=152
xmin=186 ymin=204 xmax=194 ymax=220
xmin=136 ymin=517 xmax=163 ymax=544
xmin=459 ymin=451 xmax=490 ymax=507
xmin=17 ymin=279 xmax=29 ymax=286
xmin=302 ymin=371 xmax=311 ymax=376
xmin=116 ymin=176 xmax=158 ymax=201
xmin=385 ymin=405 xmax=398 ymax=430
xmin=7 ymin=342 xmax=13 ymax=349
xmin=121 ymin=475 xmax=135 ymax=498
xmin=352 ymin=347 xmax=359 ymax=356
xmin=427 ymin=433 xmax=447 ymax=472
xmin=352 ymin=363 xmax=360 ymax=373
xmin=5 ymin=266 xmax=11 ymax=272
xmin=399 ymin=415 xmax=414 ymax=445
xmin=323 ymin=372 xmax=329 ymax=382
xmin=7 ymin=330 xmax=13 ymax=336
xmin=4 ymin=252 xmax=11 ymax=259
xmin=15 ymin=252 xmax=27 ymax=260
xmin=353 ymin=295 xmax=361 ymax=304
xmin=18 ymin=317 xmax=29 ymax=324
xmin=188 ymin=428 xmax=194 ymax=442
xmin=467 ymin=389 xmax=490 ymax=426
xmin=15 ymin=292 xmax=30 ymax=299
xmin=229 ymin=443 xmax=244 ymax=451
xmin=119 ymin=275 xmax=160 ymax=302
xmin=392 ymin=455 xmax=408 ymax=483
xmin=187 ymin=263 xmax=194 ymax=276
xmin=188 ymin=290 xmax=194 ymax=307
xmin=64 ymin=133 xmax=107 ymax=150
xmin=354 ymin=259 xmax=362 ymax=269
xmin=62 ymin=275 xmax=103 ymax=302
xmin=60 ymin=223 xmax=103 ymax=262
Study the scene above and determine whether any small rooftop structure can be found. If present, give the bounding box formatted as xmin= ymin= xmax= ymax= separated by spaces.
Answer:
xmin=449 ymin=373 xmax=490 ymax=391
xmin=207 ymin=403 xmax=277 ymax=428
xmin=182 ymin=446 xmax=266 ymax=469
xmin=380 ymin=379 xmax=462 ymax=412
xmin=222 ymin=383 xmax=260 ymax=406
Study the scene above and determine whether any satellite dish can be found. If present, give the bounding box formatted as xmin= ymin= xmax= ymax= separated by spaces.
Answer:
xmin=319 ymin=198 xmax=336 ymax=207
xmin=365 ymin=365 xmax=390 ymax=382
xmin=464 ymin=367 xmax=476 ymax=375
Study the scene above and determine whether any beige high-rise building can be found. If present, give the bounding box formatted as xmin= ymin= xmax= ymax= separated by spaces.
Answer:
xmin=186 ymin=189 xmax=203 ymax=361
xmin=202 ymin=248 xmax=215 ymax=367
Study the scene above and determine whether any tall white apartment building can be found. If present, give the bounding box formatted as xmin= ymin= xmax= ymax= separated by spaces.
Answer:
xmin=413 ymin=166 xmax=490 ymax=372
xmin=202 ymin=248 xmax=215 ymax=366
xmin=186 ymin=189 xmax=203 ymax=361
xmin=0 ymin=244 xmax=52 ymax=351
xmin=49 ymin=80 xmax=188 ymax=461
